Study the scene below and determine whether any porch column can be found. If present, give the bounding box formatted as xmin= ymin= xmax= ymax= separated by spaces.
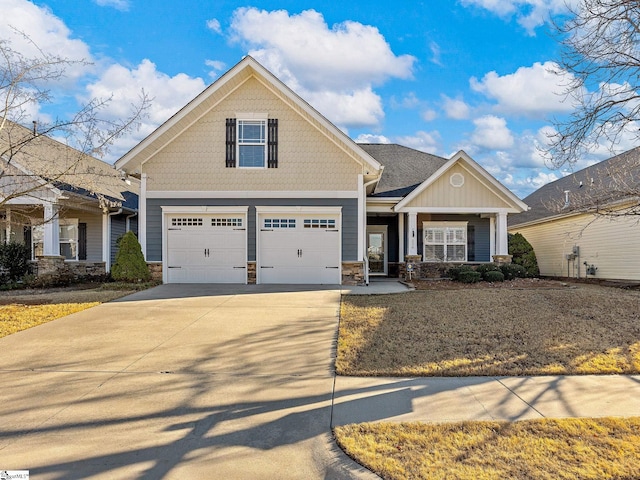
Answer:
xmin=42 ymin=203 xmax=60 ymax=256
xmin=5 ymin=208 xmax=11 ymax=243
xmin=139 ymin=173 xmax=147 ymax=259
xmin=408 ymin=212 xmax=418 ymax=255
xmin=496 ymin=212 xmax=508 ymax=255
xmin=398 ymin=213 xmax=405 ymax=260
xmin=489 ymin=215 xmax=496 ymax=257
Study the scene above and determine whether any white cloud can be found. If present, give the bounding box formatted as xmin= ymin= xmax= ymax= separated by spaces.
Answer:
xmin=442 ymin=95 xmax=471 ymax=120
xmin=229 ymin=7 xmax=416 ymax=128
xmin=460 ymin=0 xmax=576 ymax=34
xmin=83 ymin=59 xmax=207 ymax=159
xmin=422 ymin=108 xmax=437 ymax=122
xmin=355 ymin=133 xmax=391 ymax=144
xmin=395 ymin=131 xmax=440 ymax=153
xmin=471 ymin=62 xmax=575 ymax=118
xmin=471 ymin=115 xmax=514 ymax=149
xmin=429 ymin=41 xmax=442 ymax=66
xmin=0 ymin=0 xmax=94 ymax=82
xmin=206 ymin=18 xmax=222 ymax=34
xmin=94 ymin=0 xmax=129 ymax=11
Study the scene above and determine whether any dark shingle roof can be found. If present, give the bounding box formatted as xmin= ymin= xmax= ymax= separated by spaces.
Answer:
xmin=358 ymin=143 xmax=448 ymax=197
xmin=510 ymin=147 xmax=640 ymax=227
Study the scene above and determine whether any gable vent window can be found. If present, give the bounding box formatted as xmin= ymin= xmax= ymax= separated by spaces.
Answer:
xmin=226 ymin=117 xmax=278 ymax=168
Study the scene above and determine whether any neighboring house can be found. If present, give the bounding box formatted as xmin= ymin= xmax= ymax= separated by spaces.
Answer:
xmin=509 ymin=148 xmax=640 ymax=281
xmin=116 ymin=56 xmax=527 ymax=285
xmin=0 ymin=121 xmax=139 ymax=278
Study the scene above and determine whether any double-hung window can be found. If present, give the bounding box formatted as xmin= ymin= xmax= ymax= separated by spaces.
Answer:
xmin=238 ymin=120 xmax=266 ymax=168
xmin=423 ymin=222 xmax=467 ymax=262
xmin=32 ymin=219 xmax=79 ymax=260
xmin=226 ymin=116 xmax=278 ymax=168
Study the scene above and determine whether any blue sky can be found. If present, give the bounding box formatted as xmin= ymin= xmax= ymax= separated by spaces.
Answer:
xmin=2 ymin=0 xmax=625 ymax=198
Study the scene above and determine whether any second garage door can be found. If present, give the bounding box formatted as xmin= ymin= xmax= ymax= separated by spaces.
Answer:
xmin=258 ymin=211 xmax=341 ymax=284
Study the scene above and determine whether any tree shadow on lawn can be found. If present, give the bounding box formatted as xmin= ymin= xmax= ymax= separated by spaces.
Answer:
xmin=338 ymin=286 xmax=640 ymax=376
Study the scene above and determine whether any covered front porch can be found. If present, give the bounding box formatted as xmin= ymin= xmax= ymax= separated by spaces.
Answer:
xmin=366 ymin=209 xmax=512 ymax=279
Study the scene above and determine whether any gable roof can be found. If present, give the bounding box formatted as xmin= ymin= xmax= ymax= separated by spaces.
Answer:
xmin=358 ymin=144 xmax=448 ymax=197
xmin=374 ymin=148 xmax=527 ymax=212
xmin=0 ymin=120 xmax=137 ymax=207
xmin=116 ymin=56 xmax=382 ymax=176
xmin=510 ymin=147 xmax=640 ymax=227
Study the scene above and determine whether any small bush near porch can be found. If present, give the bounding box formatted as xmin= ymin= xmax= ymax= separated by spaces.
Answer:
xmin=336 ymin=281 xmax=640 ymax=376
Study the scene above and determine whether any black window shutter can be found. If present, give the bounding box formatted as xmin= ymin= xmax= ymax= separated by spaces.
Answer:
xmin=268 ymin=118 xmax=278 ymax=168
xmin=225 ymin=118 xmax=236 ymax=168
xmin=78 ymin=222 xmax=87 ymax=260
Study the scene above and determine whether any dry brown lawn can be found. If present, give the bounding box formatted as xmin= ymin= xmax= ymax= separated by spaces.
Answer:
xmin=335 ymin=417 xmax=640 ymax=480
xmin=0 ymin=285 xmax=138 ymax=338
xmin=337 ymin=281 xmax=640 ymax=376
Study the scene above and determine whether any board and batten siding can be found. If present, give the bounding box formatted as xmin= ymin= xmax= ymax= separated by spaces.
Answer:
xmin=511 ymin=213 xmax=640 ymax=281
xmin=143 ymin=76 xmax=362 ymax=193
xmin=110 ymin=215 xmax=127 ymax=265
xmin=146 ymin=198 xmax=358 ymax=263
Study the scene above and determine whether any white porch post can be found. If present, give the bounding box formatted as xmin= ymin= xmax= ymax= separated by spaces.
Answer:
xmin=408 ymin=212 xmax=418 ymax=255
xmin=398 ymin=212 xmax=405 ymax=260
xmin=489 ymin=215 xmax=496 ymax=258
xmin=5 ymin=208 xmax=11 ymax=243
xmin=102 ymin=211 xmax=110 ymax=269
xmin=42 ymin=203 xmax=60 ymax=256
xmin=357 ymin=174 xmax=364 ymax=261
xmin=139 ymin=173 xmax=147 ymax=259
xmin=496 ymin=212 xmax=508 ymax=255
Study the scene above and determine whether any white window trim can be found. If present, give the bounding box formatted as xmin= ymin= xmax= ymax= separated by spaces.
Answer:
xmin=423 ymin=221 xmax=468 ymax=263
xmin=236 ymin=114 xmax=268 ymax=169
xmin=32 ymin=218 xmax=79 ymax=261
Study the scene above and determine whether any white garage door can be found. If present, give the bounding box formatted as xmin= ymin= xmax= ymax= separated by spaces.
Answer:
xmin=166 ymin=214 xmax=247 ymax=283
xmin=258 ymin=213 xmax=341 ymax=284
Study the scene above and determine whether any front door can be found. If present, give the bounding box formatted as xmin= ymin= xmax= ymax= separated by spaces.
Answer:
xmin=367 ymin=226 xmax=387 ymax=275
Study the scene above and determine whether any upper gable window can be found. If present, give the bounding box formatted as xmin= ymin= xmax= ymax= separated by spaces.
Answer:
xmin=226 ymin=117 xmax=278 ymax=169
xmin=238 ymin=120 xmax=266 ymax=168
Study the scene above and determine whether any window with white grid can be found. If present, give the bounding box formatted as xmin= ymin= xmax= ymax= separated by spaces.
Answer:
xmin=423 ymin=222 xmax=467 ymax=262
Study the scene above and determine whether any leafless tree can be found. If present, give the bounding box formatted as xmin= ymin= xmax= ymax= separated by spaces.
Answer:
xmin=0 ymin=30 xmax=149 ymax=212
xmin=543 ymin=0 xmax=640 ymax=217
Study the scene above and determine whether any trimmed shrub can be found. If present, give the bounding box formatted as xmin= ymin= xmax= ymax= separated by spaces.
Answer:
xmin=447 ymin=265 xmax=475 ymax=281
xmin=0 ymin=242 xmax=32 ymax=282
xmin=457 ymin=269 xmax=482 ymax=283
xmin=111 ymin=231 xmax=150 ymax=282
xmin=484 ymin=270 xmax=505 ymax=282
xmin=475 ymin=263 xmax=502 ymax=280
xmin=509 ymin=233 xmax=540 ymax=277
xmin=500 ymin=263 xmax=527 ymax=280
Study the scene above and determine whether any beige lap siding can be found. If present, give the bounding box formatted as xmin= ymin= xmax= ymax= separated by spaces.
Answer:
xmin=511 ymin=212 xmax=640 ymax=281
xmin=144 ymin=76 xmax=361 ymax=192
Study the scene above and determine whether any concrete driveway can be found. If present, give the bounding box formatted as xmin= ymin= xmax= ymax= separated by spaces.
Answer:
xmin=0 ymin=284 xmax=376 ymax=480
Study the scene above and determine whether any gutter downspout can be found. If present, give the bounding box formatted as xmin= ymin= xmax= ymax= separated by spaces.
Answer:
xmin=125 ymin=212 xmax=138 ymax=233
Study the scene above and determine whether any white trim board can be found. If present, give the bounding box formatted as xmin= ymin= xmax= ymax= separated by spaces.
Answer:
xmin=148 ymin=190 xmax=358 ymax=199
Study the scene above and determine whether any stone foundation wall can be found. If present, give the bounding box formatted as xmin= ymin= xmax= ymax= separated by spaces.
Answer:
xmin=35 ymin=256 xmax=107 ymax=285
xmin=342 ymin=261 xmax=365 ymax=285
xmin=247 ymin=262 xmax=256 ymax=284
xmin=146 ymin=262 xmax=163 ymax=281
